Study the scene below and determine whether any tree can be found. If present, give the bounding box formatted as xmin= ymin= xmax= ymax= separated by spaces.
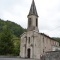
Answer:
xmin=0 ymin=24 xmax=14 ymax=55
xmin=0 ymin=19 xmax=26 ymax=37
xmin=13 ymin=38 xmax=20 ymax=56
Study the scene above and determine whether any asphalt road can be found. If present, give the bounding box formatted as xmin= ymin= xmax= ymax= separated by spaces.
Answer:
xmin=0 ymin=58 xmax=20 ymax=60
xmin=0 ymin=58 xmax=36 ymax=60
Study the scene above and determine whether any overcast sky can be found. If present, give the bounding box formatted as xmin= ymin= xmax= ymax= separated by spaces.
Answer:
xmin=0 ymin=0 xmax=60 ymax=37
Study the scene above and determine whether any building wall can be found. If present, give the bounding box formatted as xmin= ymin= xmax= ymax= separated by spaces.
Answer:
xmin=33 ymin=32 xmax=41 ymax=59
xmin=20 ymin=31 xmax=59 ymax=59
xmin=41 ymin=51 xmax=60 ymax=60
xmin=39 ymin=34 xmax=59 ymax=56
xmin=20 ymin=33 xmax=26 ymax=57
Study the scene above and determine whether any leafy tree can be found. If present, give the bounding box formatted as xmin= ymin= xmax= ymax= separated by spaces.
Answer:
xmin=0 ymin=19 xmax=26 ymax=55
xmin=13 ymin=37 xmax=20 ymax=56
xmin=0 ymin=24 xmax=14 ymax=55
xmin=0 ymin=19 xmax=26 ymax=37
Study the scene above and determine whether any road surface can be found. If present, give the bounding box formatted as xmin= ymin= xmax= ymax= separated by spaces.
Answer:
xmin=0 ymin=58 xmax=37 ymax=60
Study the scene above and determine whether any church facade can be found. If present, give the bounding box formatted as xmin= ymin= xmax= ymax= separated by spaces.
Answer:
xmin=20 ymin=0 xmax=59 ymax=59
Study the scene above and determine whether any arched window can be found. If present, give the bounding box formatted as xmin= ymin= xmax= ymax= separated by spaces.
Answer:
xmin=36 ymin=18 xmax=38 ymax=27
xmin=28 ymin=18 xmax=31 ymax=27
xmin=28 ymin=37 xmax=30 ymax=43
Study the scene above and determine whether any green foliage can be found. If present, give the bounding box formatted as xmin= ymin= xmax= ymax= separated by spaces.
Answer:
xmin=53 ymin=37 xmax=60 ymax=46
xmin=13 ymin=37 xmax=20 ymax=56
xmin=0 ymin=19 xmax=26 ymax=37
xmin=0 ymin=19 xmax=26 ymax=56
xmin=0 ymin=24 xmax=14 ymax=55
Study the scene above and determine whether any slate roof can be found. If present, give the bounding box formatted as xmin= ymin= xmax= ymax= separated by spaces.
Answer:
xmin=28 ymin=0 xmax=38 ymax=17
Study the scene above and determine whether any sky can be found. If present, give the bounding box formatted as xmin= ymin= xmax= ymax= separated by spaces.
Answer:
xmin=0 ymin=0 xmax=60 ymax=37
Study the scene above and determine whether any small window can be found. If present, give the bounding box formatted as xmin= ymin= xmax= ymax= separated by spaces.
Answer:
xmin=43 ymin=49 xmax=44 ymax=53
xmin=36 ymin=18 xmax=38 ymax=27
xmin=28 ymin=37 xmax=30 ymax=43
xmin=25 ymin=36 xmax=27 ymax=43
xmin=28 ymin=18 xmax=31 ymax=27
xmin=26 ymin=36 xmax=27 ymax=43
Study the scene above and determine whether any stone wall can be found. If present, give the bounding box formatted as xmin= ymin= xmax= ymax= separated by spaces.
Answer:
xmin=41 ymin=51 xmax=60 ymax=60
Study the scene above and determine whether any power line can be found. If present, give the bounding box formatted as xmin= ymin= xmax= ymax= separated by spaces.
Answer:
xmin=49 ymin=26 xmax=60 ymax=32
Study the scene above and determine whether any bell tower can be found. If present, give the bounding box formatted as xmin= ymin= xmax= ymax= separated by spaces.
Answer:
xmin=27 ymin=0 xmax=39 ymax=32
xmin=20 ymin=0 xmax=40 ymax=59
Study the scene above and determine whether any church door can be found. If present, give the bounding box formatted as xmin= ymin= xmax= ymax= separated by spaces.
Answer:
xmin=27 ymin=48 xmax=31 ymax=58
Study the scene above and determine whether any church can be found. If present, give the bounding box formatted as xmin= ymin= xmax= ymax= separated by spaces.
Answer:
xmin=20 ymin=0 xmax=59 ymax=59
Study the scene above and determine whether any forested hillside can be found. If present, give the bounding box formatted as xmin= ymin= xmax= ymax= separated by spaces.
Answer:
xmin=0 ymin=19 xmax=26 ymax=37
xmin=0 ymin=19 xmax=26 ymax=56
xmin=52 ymin=37 xmax=60 ymax=46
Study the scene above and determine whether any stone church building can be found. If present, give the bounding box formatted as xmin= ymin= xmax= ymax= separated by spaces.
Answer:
xmin=20 ymin=0 xmax=59 ymax=59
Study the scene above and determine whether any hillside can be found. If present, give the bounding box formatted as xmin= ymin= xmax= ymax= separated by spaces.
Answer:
xmin=0 ymin=19 xmax=27 ymax=55
xmin=52 ymin=37 xmax=60 ymax=46
xmin=0 ymin=19 xmax=26 ymax=37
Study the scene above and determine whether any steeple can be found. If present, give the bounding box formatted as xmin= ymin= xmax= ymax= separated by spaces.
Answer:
xmin=28 ymin=0 xmax=38 ymax=17
xmin=27 ymin=0 xmax=39 ymax=32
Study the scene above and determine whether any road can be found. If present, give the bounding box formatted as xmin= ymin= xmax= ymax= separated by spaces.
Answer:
xmin=0 ymin=58 xmax=36 ymax=60
xmin=0 ymin=58 xmax=20 ymax=60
